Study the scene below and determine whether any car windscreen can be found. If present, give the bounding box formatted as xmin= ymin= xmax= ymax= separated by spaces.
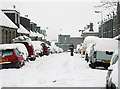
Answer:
xmin=0 ymin=49 xmax=14 ymax=57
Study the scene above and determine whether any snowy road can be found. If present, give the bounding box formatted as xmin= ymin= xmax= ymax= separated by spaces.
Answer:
xmin=0 ymin=52 xmax=108 ymax=87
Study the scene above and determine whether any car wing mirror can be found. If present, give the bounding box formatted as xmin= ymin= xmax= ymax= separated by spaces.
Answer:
xmin=108 ymin=65 xmax=113 ymax=71
xmin=20 ymin=52 xmax=24 ymax=55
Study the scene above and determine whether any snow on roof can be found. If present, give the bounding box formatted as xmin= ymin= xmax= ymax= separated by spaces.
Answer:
xmin=30 ymin=30 xmax=44 ymax=38
xmin=83 ymin=36 xmax=99 ymax=47
xmin=94 ymin=38 xmax=118 ymax=52
xmin=0 ymin=10 xmax=18 ymax=29
xmin=29 ymin=31 xmax=37 ymax=37
xmin=36 ymin=32 xmax=44 ymax=38
xmin=113 ymin=34 xmax=120 ymax=40
xmin=13 ymin=35 xmax=32 ymax=46
xmin=17 ymin=24 xmax=30 ymax=34
xmin=83 ymin=29 xmax=98 ymax=33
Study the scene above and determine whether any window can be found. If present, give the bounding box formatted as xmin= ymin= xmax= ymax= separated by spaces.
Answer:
xmin=64 ymin=37 xmax=66 ymax=43
xmin=9 ymin=31 xmax=11 ymax=43
xmin=15 ymin=49 xmax=20 ymax=55
xmin=6 ymin=30 xmax=7 ymax=43
xmin=2 ymin=30 xmax=4 ymax=43
xmin=112 ymin=55 xmax=119 ymax=65
xmin=1 ymin=49 xmax=14 ymax=57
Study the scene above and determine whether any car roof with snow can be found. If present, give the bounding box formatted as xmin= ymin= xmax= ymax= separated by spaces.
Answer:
xmin=83 ymin=36 xmax=99 ymax=47
xmin=94 ymin=38 xmax=118 ymax=52
xmin=0 ymin=44 xmax=18 ymax=50
xmin=13 ymin=36 xmax=32 ymax=46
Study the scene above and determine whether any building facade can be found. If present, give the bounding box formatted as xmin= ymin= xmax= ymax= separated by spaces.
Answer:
xmin=0 ymin=10 xmax=17 ymax=44
xmin=0 ymin=26 xmax=17 ymax=44
xmin=98 ymin=2 xmax=120 ymax=38
xmin=56 ymin=34 xmax=83 ymax=51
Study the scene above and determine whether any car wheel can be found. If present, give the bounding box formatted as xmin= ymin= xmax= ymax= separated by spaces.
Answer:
xmin=89 ymin=61 xmax=96 ymax=69
xmin=111 ymin=83 xmax=116 ymax=89
xmin=104 ymin=66 xmax=108 ymax=69
xmin=16 ymin=62 xmax=22 ymax=68
xmin=29 ymin=57 xmax=36 ymax=61
xmin=39 ymin=53 xmax=42 ymax=57
xmin=106 ymin=84 xmax=108 ymax=89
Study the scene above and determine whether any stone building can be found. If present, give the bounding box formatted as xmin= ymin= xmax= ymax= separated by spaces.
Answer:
xmin=98 ymin=2 xmax=120 ymax=38
xmin=56 ymin=34 xmax=70 ymax=51
xmin=56 ymin=34 xmax=83 ymax=51
xmin=82 ymin=31 xmax=99 ymax=39
xmin=70 ymin=37 xmax=83 ymax=48
xmin=0 ymin=10 xmax=17 ymax=44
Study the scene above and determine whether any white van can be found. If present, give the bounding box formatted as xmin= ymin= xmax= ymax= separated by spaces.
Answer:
xmin=81 ymin=36 xmax=99 ymax=58
xmin=88 ymin=38 xmax=118 ymax=69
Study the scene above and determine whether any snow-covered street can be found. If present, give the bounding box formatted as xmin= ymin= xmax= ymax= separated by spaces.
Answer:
xmin=0 ymin=52 xmax=108 ymax=87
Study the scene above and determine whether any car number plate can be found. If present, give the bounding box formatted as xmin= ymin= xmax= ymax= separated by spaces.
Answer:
xmin=0 ymin=59 xmax=8 ymax=61
xmin=103 ymin=60 xmax=110 ymax=63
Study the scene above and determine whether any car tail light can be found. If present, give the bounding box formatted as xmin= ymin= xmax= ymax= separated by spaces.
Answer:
xmin=94 ymin=51 xmax=97 ymax=58
xmin=83 ymin=51 xmax=85 ymax=55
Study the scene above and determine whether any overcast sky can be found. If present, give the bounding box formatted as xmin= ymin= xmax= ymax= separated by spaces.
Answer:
xmin=1 ymin=0 xmax=102 ymax=41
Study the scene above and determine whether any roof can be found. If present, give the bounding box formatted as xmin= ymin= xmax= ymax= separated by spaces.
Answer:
xmin=0 ymin=10 xmax=18 ymax=29
xmin=30 ymin=31 xmax=43 ymax=38
xmin=17 ymin=24 xmax=30 ymax=34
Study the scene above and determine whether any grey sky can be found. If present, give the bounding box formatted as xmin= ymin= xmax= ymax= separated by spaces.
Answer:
xmin=1 ymin=0 xmax=101 ymax=41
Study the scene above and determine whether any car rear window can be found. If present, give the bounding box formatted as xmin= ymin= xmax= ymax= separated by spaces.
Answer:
xmin=0 ymin=49 xmax=14 ymax=57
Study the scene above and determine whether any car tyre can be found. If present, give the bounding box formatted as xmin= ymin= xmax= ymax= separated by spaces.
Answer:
xmin=29 ymin=57 xmax=36 ymax=61
xmin=16 ymin=62 xmax=22 ymax=68
xmin=111 ymin=83 xmax=116 ymax=89
xmin=89 ymin=61 xmax=96 ymax=69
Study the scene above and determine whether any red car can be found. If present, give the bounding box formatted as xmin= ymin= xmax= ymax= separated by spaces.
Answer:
xmin=0 ymin=46 xmax=25 ymax=69
xmin=13 ymin=36 xmax=36 ymax=61
xmin=20 ymin=42 xmax=36 ymax=61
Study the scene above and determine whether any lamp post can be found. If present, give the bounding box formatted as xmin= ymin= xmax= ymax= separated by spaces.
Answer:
xmin=95 ymin=11 xmax=104 ymax=38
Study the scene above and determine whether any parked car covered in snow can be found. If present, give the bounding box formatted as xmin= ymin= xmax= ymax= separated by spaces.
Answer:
xmin=10 ymin=43 xmax=29 ymax=61
xmin=75 ymin=44 xmax=82 ymax=54
xmin=81 ymin=36 xmax=99 ymax=58
xmin=13 ymin=36 xmax=36 ymax=61
xmin=59 ymin=47 xmax=63 ymax=53
xmin=31 ymin=41 xmax=43 ymax=57
xmin=0 ymin=44 xmax=25 ymax=68
xmin=106 ymin=50 xmax=119 ymax=89
xmin=49 ymin=46 xmax=56 ymax=54
xmin=41 ymin=42 xmax=50 ymax=56
xmin=85 ymin=43 xmax=94 ymax=62
xmin=88 ymin=38 xmax=118 ymax=69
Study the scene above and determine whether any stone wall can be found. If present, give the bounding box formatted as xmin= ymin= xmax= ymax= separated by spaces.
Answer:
xmin=0 ymin=26 xmax=17 ymax=44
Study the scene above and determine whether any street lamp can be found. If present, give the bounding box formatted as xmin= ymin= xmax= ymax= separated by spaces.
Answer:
xmin=95 ymin=11 xmax=104 ymax=38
